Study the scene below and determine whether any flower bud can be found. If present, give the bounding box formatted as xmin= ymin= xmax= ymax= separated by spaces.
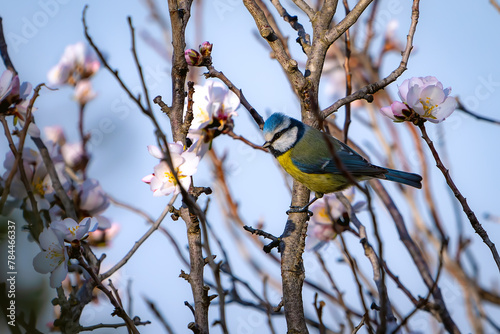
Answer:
xmin=185 ymin=49 xmax=203 ymax=66
xmin=74 ymin=79 xmax=97 ymax=105
xmin=199 ymin=41 xmax=213 ymax=57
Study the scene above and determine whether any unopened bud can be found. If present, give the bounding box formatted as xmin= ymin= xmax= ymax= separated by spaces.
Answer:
xmin=185 ymin=49 xmax=203 ymax=66
xmin=199 ymin=41 xmax=213 ymax=57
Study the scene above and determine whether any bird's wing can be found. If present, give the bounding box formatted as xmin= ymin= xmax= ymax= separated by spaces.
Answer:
xmin=291 ymin=127 xmax=386 ymax=176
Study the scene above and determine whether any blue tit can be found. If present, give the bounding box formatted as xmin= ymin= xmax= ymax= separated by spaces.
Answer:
xmin=262 ymin=113 xmax=422 ymax=208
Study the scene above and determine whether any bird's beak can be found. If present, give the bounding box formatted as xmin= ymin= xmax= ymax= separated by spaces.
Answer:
xmin=262 ymin=141 xmax=270 ymax=149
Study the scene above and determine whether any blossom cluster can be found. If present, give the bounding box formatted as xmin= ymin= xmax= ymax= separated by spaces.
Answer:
xmin=2 ymin=127 xmax=111 ymax=224
xmin=0 ymin=41 xmax=116 ymax=292
xmin=142 ymin=77 xmax=240 ymax=197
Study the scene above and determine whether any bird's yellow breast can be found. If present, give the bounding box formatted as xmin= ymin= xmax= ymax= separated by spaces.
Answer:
xmin=276 ymin=150 xmax=350 ymax=194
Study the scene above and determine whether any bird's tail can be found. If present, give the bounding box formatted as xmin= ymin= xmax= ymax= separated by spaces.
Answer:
xmin=383 ymin=168 xmax=422 ymax=189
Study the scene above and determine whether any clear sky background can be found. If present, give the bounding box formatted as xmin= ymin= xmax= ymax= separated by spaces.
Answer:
xmin=1 ymin=0 xmax=500 ymax=333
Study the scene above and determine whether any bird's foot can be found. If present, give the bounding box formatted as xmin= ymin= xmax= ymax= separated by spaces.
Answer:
xmin=286 ymin=205 xmax=313 ymax=216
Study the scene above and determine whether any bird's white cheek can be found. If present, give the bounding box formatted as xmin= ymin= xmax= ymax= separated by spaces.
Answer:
xmin=272 ymin=127 xmax=298 ymax=153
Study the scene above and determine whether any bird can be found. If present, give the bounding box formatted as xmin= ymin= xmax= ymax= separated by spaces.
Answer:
xmin=262 ymin=113 xmax=422 ymax=211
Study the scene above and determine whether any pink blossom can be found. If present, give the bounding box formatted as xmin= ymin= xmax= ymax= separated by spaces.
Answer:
xmin=379 ymin=101 xmax=410 ymax=122
xmin=381 ymin=76 xmax=457 ymax=123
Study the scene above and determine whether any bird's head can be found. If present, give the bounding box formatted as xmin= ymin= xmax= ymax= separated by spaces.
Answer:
xmin=262 ymin=113 xmax=304 ymax=156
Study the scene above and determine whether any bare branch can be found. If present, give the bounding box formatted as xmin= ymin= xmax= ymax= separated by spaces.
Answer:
xmin=291 ymin=0 xmax=316 ymax=20
xmin=243 ymin=0 xmax=307 ymax=97
xmin=270 ymin=0 xmax=311 ymax=54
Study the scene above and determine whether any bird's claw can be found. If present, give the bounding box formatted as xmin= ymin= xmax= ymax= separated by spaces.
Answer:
xmin=286 ymin=205 xmax=313 ymax=216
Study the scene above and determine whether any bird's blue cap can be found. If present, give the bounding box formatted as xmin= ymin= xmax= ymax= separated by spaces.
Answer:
xmin=263 ymin=113 xmax=288 ymax=134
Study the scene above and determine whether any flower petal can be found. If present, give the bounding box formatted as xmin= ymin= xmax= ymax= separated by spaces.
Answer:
xmin=147 ymin=145 xmax=164 ymax=159
xmin=168 ymin=142 xmax=184 ymax=156
xmin=38 ymin=227 xmax=64 ymax=249
xmin=142 ymin=174 xmax=155 ymax=183
xmin=429 ymin=96 xmax=457 ymax=123
xmin=0 ymin=69 xmax=15 ymax=100
xmin=49 ymin=257 xmax=68 ymax=288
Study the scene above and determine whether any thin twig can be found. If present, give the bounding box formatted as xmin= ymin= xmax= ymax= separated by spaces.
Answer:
xmin=342 ymin=0 xmax=352 ymax=144
xmin=262 ymin=276 xmax=277 ymax=334
xmin=243 ymin=0 xmax=306 ymax=100
xmin=100 ymin=197 xmax=176 ymax=280
xmin=143 ymin=296 xmax=175 ymax=334
xmin=78 ymin=259 xmax=139 ymax=333
xmin=128 ymin=16 xmax=153 ymax=115
xmin=322 ymin=0 xmax=420 ymax=118
xmin=361 ymin=0 xmax=380 ymax=54
xmin=418 ymin=123 xmax=500 ymax=273
xmin=243 ymin=225 xmax=281 ymax=253
xmin=337 ymin=193 xmax=396 ymax=329
xmin=315 ymin=252 xmax=355 ymax=331
xmin=79 ymin=321 xmax=151 ymax=332
xmin=204 ymin=65 xmax=264 ymax=128
xmin=338 ymin=233 xmax=375 ymax=333
xmin=0 ymin=117 xmax=36 ymax=218
xmin=408 ymin=124 xmax=447 ymax=241
xmin=33 ymin=136 xmax=78 ymax=220
xmin=490 ymin=0 xmax=500 ymax=13
xmin=312 ymin=293 xmax=326 ymax=334
xmin=254 ymin=0 xmax=293 ymax=58
xmin=391 ymin=240 xmax=447 ymax=333
xmin=1 ymin=117 xmax=44 ymax=237
xmin=0 ymin=17 xmax=17 ymax=74
xmin=224 ymin=130 xmax=268 ymax=151
xmin=82 ymin=6 xmax=168 ymax=149
xmin=456 ymin=97 xmax=500 ymax=125
xmin=77 ymin=102 xmax=89 ymax=178
xmin=371 ymin=180 xmax=459 ymax=332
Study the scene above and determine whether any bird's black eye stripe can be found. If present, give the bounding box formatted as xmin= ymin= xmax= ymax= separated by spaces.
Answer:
xmin=271 ymin=125 xmax=293 ymax=144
